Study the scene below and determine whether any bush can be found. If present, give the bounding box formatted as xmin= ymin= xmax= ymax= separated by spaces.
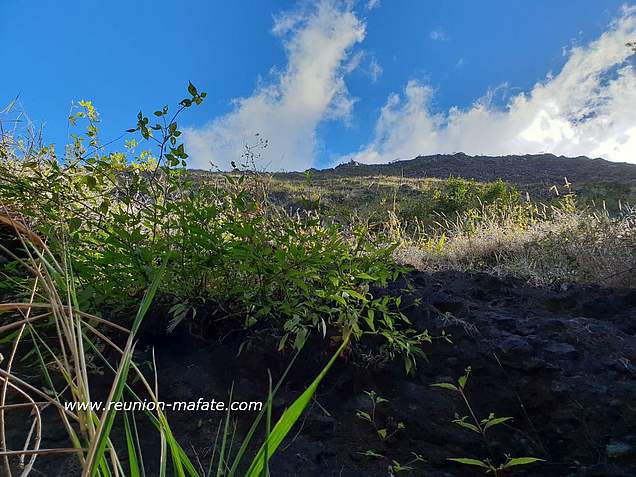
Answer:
xmin=0 ymin=87 xmax=426 ymax=372
xmin=433 ymin=177 xmax=520 ymax=217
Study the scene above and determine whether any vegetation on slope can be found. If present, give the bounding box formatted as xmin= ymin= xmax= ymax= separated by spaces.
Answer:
xmin=0 ymin=87 xmax=634 ymax=475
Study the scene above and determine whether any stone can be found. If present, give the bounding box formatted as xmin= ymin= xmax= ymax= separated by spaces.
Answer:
xmin=497 ymin=334 xmax=533 ymax=355
xmin=545 ymin=341 xmax=579 ymax=358
xmin=607 ymin=440 xmax=635 ymax=459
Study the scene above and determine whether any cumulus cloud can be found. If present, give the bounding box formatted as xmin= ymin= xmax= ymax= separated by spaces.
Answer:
xmin=185 ymin=0 xmax=365 ymax=171
xmin=344 ymin=7 xmax=636 ymax=164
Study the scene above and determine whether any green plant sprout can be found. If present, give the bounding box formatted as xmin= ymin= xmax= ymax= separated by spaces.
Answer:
xmin=356 ymin=391 xmax=425 ymax=475
xmin=356 ymin=390 xmax=405 ymax=442
xmin=388 ymin=452 xmax=426 ymax=476
xmin=431 ymin=367 xmax=544 ymax=476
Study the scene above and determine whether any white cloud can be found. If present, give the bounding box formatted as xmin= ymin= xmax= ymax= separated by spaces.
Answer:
xmin=345 ymin=6 xmax=636 ymax=164
xmin=344 ymin=50 xmax=365 ymax=74
xmin=346 ymin=51 xmax=383 ymax=81
xmin=185 ymin=0 xmax=365 ymax=171
xmin=429 ymin=27 xmax=447 ymax=41
xmin=365 ymin=0 xmax=381 ymax=11
xmin=367 ymin=57 xmax=383 ymax=82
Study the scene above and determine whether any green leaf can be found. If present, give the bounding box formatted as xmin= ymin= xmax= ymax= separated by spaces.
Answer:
xmin=293 ymin=328 xmax=308 ymax=350
xmin=504 ymin=457 xmax=544 ymax=468
xmin=216 ymin=385 xmax=233 ymax=477
xmin=363 ymin=309 xmax=375 ymax=332
xmin=84 ymin=175 xmax=97 ymax=188
xmin=430 ymin=383 xmax=459 ymax=392
xmin=404 ymin=356 xmax=413 ymax=375
xmin=277 ymin=333 xmax=289 ymax=351
xmin=244 ymin=332 xmax=351 ymax=477
xmin=68 ymin=217 xmax=82 ymax=233
xmin=453 ymin=420 xmax=481 ymax=434
xmin=359 ymin=450 xmax=384 ymax=459
xmin=343 ymin=289 xmax=366 ymax=301
xmin=124 ymin=412 xmax=141 ymax=477
xmin=447 ymin=458 xmax=490 ymax=469
xmin=187 ymin=81 xmax=198 ymax=96
xmin=483 ymin=416 xmax=513 ymax=432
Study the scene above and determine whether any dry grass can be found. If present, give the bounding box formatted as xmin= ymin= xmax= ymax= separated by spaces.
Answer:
xmin=394 ymin=203 xmax=636 ymax=288
xmin=0 ymin=212 xmax=182 ymax=476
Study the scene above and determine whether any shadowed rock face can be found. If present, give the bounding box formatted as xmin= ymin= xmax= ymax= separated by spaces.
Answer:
xmin=11 ymin=271 xmax=636 ymax=476
xmin=384 ymin=271 xmax=636 ymax=477
xmin=295 ymin=153 xmax=636 ymax=185
xmin=141 ymin=272 xmax=636 ymax=476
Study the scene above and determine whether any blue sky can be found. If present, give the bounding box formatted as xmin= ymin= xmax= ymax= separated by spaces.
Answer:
xmin=2 ymin=0 xmax=636 ymax=170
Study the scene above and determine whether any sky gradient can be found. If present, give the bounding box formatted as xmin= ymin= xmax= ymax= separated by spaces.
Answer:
xmin=2 ymin=0 xmax=635 ymax=170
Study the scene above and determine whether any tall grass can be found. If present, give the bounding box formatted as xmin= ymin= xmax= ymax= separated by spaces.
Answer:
xmin=393 ymin=196 xmax=636 ymax=287
xmin=0 ymin=214 xmax=350 ymax=476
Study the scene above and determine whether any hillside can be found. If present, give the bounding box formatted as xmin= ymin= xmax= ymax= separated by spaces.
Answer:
xmin=291 ymin=153 xmax=636 ymax=185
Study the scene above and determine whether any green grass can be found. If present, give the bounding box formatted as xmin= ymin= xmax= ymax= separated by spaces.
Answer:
xmin=0 ymin=216 xmax=353 ymax=476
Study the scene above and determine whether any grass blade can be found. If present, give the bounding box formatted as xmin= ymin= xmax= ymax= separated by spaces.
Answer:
xmin=81 ymin=263 xmax=167 ymax=477
xmin=124 ymin=412 xmax=141 ymax=477
xmin=244 ymin=332 xmax=350 ymax=477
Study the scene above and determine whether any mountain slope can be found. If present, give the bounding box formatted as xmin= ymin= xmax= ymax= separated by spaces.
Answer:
xmin=298 ymin=153 xmax=636 ymax=185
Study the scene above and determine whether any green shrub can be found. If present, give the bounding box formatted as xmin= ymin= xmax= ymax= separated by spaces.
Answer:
xmin=0 ymin=86 xmax=425 ymax=372
xmin=434 ymin=177 xmax=520 ymax=218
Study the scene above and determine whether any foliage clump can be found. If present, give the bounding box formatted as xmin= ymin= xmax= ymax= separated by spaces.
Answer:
xmin=0 ymin=86 xmax=424 ymax=371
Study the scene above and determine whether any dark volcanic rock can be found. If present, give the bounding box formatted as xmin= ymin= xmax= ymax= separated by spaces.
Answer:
xmin=11 ymin=270 xmax=636 ymax=476
xmin=292 ymin=152 xmax=636 ymax=186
